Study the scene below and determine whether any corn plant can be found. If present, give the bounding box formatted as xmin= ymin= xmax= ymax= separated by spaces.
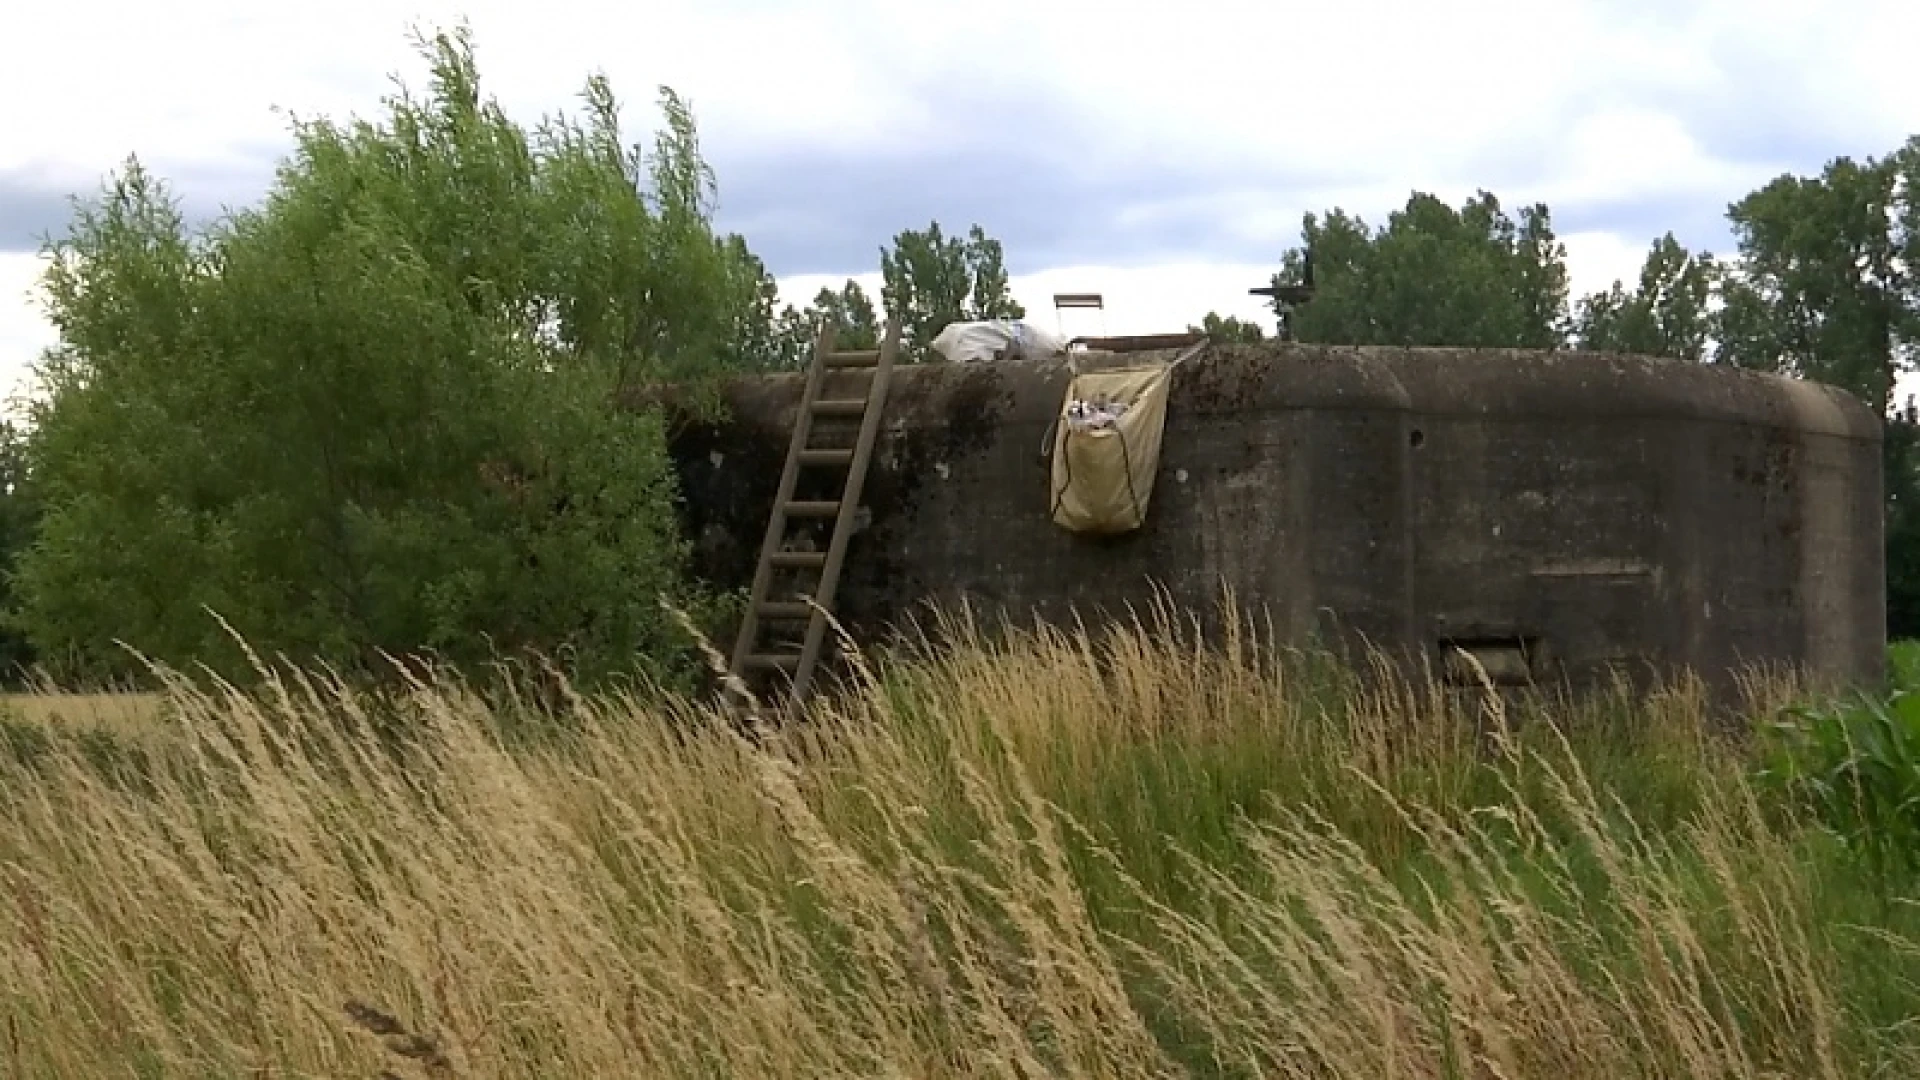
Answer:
xmin=1758 ymin=686 xmax=1920 ymax=883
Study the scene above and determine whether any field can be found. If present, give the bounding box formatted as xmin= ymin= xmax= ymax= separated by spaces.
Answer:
xmin=1 ymin=608 xmax=1917 ymax=1078
xmin=0 ymin=691 xmax=165 ymax=734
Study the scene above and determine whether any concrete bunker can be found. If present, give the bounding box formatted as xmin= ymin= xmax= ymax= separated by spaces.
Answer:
xmin=667 ymin=342 xmax=1886 ymax=700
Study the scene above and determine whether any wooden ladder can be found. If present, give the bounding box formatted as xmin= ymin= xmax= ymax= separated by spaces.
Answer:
xmin=726 ymin=318 xmax=901 ymax=708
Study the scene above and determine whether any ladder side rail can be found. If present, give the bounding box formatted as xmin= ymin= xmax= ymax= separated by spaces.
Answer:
xmin=729 ymin=323 xmax=835 ymax=682
xmin=792 ymin=318 xmax=900 ymax=700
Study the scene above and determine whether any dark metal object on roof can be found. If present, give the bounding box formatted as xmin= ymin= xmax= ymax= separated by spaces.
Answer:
xmin=1249 ymin=247 xmax=1316 ymax=341
xmin=1069 ymin=332 xmax=1208 ymax=353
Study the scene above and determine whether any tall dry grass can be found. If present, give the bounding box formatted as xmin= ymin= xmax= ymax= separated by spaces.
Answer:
xmin=0 ymin=603 xmax=1914 ymax=1078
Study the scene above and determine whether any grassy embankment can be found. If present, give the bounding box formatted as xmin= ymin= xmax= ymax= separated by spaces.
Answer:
xmin=0 ymin=608 xmax=1916 ymax=1078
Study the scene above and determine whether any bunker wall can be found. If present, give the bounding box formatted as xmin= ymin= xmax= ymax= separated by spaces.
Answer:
xmin=667 ymin=344 xmax=1885 ymax=697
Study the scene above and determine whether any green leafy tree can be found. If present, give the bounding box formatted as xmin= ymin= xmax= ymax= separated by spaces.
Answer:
xmin=880 ymin=222 xmax=1024 ymax=361
xmin=1267 ymin=190 xmax=1572 ymax=349
xmin=1706 ymin=138 xmax=1920 ymax=638
xmin=1886 ymin=401 xmax=1920 ymax=639
xmin=1188 ymin=311 xmax=1266 ymax=343
xmin=751 ymin=281 xmax=882 ymax=372
xmin=714 ymin=236 xmax=806 ymax=372
xmin=1572 ymin=233 xmax=1720 ymax=362
xmin=1712 ymin=148 xmax=1915 ymax=413
xmin=0 ymin=419 xmax=39 ymax=686
xmin=17 ymin=26 xmax=760 ymax=688
xmin=803 ymin=279 xmax=881 ymax=353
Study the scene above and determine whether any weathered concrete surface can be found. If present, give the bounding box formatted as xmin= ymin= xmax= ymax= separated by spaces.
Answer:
xmin=667 ymin=343 xmax=1885 ymax=697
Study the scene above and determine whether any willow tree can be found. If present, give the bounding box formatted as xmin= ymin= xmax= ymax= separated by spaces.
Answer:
xmin=17 ymin=26 xmax=774 ymax=687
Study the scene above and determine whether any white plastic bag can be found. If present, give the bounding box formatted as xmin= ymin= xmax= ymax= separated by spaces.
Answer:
xmin=930 ymin=320 xmax=1067 ymax=364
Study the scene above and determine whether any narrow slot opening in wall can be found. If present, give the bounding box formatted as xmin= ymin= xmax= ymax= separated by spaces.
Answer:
xmin=1438 ymin=635 xmax=1539 ymax=687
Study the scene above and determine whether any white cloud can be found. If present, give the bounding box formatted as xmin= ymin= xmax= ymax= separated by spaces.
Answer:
xmin=1561 ymin=230 xmax=1659 ymax=303
xmin=11 ymin=0 xmax=1917 ymax=184
xmin=0 ymin=254 xmax=53 ymax=411
xmin=1543 ymin=108 xmax=1757 ymax=209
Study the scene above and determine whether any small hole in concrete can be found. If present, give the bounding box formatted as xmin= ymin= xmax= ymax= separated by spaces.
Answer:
xmin=1409 ymin=428 xmax=1426 ymax=448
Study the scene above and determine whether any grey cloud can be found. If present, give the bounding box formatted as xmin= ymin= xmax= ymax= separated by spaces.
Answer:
xmin=1559 ymin=0 xmax=1909 ymax=170
xmin=696 ymin=71 xmax=1795 ymax=284
xmin=0 ymin=142 xmax=1760 ymax=299
xmin=1613 ymin=21 xmax=1913 ymax=176
xmin=706 ymin=139 xmax=1752 ymax=287
xmin=701 ymin=78 xmax=1366 ymax=277
xmin=708 ymin=146 xmax=1317 ymax=277
xmin=3 ymin=67 xmax=1841 ymax=302
xmin=0 ymin=175 xmax=79 ymax=253
xmin=0 ymin=161 xmax=278 ymax=254
xmin=1553 ymin=196 xmax=1739 ymax=257
xmin=1693 ymin=47 xmax=1903 ymax=167
xmin=1687 ymin=111 xmax=1891 ymax=175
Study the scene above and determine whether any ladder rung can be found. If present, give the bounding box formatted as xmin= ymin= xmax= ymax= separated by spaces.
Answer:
xmin=824 ymin=350 xmax=881 ymax=369
xmin=784 ymin=500 xmax=841 ymax=517
xmin=770 ymin=551 xmax=826 ymax=570
xmin=757 ymin=601 xmax=815 ymax=620
xmin=812 ymin=399 xmax=867 ymax=417
xmin=797 ymin=448 xmax=854 ymax=468
xmin=744 ymin=653 xmax=799 ymax=672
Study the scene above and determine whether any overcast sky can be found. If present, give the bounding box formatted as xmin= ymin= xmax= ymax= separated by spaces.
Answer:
xmin=3 ymin=0 xmax=1918 ymax=407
